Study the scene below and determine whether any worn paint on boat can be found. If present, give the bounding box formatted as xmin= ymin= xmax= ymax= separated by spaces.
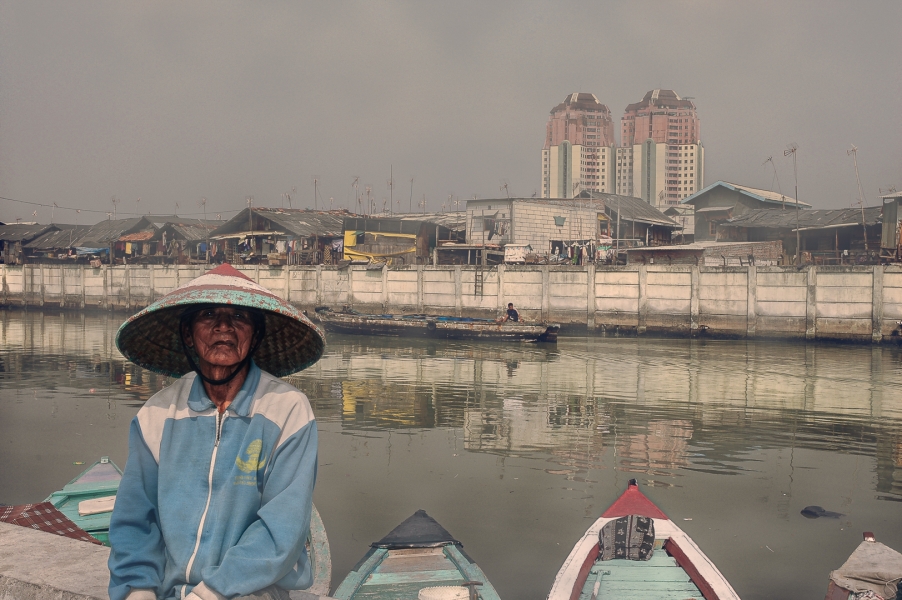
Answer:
xmin=44 ymin=456 xmax=122 ymax=546
xmin=43 ymin=457 xmax=332 ymax=595
xmin=333 ymin=509 xmax=501 ymax=600
xmin=314 ymin=307 xmax=559 ymax=343
xmin=548 ymin=479 xmax=741 ymax=600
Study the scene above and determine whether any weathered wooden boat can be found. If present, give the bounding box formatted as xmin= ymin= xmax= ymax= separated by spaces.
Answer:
xmin=548 ymin=479 xmax=740 ymax=600
xmin=42 ymin=457 xmax=332 ymax=594
xmin=333 ymin=509 xmax=501 ymax=600
xmin=314 ymin=306 xmax=559 ymax=343
xmin=44 ymin=456 xmax=123 ymax=546
xmin=824 ymin=532 xmax=902 ymax=600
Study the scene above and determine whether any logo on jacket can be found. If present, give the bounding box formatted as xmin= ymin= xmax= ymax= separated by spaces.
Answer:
xmin=235 ymin=439 xmax=267 ymax=473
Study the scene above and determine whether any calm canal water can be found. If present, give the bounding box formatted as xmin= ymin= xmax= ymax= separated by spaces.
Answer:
xmin=1 ymin=309 xmax=900 ymax=599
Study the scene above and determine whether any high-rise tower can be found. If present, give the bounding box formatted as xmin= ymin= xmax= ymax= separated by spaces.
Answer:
xmin=541 ymin=93 xmax=616 ymax=198
xmin=618 ymin=89 xmax=704 ymax=208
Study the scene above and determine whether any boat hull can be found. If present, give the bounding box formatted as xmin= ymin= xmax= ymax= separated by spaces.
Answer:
xmin=548 ymin=481 xmax=740 ymax=600
xmin=315 ymin=309 xmax=559 ymax=343
xmin=333 ymin=510 xmax=501 ymax=600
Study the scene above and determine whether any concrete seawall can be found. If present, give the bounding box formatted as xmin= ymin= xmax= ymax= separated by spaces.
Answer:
xmin=2 ymin=263 xmax=901 ymax=342
xmin=0 ymin=522 xmax=336 ymax=599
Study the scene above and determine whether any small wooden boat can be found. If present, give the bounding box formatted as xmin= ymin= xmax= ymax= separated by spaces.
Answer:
xmin=333 ymin=509 xmax=501 ymax=600
xmin=548 ymin=479 xmax=740 ymax=600
xmin=824 ymin=532 xmax=902 ymax=600
xmin=314 ymin=306 xmax=559 ymax=343
xmin=44 ymin=456 xmax=122 ymax=546
xmin=42 ymin=457 xmax=332 ymax=594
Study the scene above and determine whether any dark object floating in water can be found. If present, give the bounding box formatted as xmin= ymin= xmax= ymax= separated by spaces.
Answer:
xmin=801 ymin=505 xmax=844 ymax=519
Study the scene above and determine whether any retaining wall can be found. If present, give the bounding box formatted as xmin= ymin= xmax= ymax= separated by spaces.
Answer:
xmin=2 ymin=263 xmax=901 ymax=342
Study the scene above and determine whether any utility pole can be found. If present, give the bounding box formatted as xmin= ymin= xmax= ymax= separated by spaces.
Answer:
xmin=784 ymin=145 xmax=800 ymax=264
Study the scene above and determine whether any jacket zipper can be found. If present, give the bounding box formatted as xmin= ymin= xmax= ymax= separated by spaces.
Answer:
xmin=185 ymin=409 xmax=227 ymax=582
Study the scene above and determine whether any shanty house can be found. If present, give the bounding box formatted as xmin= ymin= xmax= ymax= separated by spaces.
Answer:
xmin=0 ymin=224 xmax=58 ymax=264
xmin=23 ymin=225 xmax=92 ymax=262
xmin=73 ymin=217 xmax=156 ymax=264
xmin=718 ymin=206 xmax=882 ymax=264
xmin=682 ymin=181 xmax=811 ymax=242
xmin=881 ymin=191 xmax=902 ymax=260
xmin=577 ymin=191 xmax=680 ymax=246
xmin=210 ymin=208 xmax=349 ymax=265
xmin=342 ymin=213 xmax=465 ymax=265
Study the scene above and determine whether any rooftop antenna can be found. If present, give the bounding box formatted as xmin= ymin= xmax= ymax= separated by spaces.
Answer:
xmin=763 ymin=156 xmax=784 ymax=209
xmin=111 ymin=196 xmax=120 ymax=220
xmin=365 ymin=185 xmax=372 ymax=217
xmin=290 ymin=186 xmax=296 ymax=209
xmin=199 ymin=197 xmax=209 ymax=262
xmin=330 ymin=196 xmax=334 ymax=210
xmin=409 ymin=177 xmax=414 ymax=213
xmin=136 ymin=197 xmax=141 ymax=216
xmin=313 ymin=178 xmax=318 ymax=211
xmin=500 ymin=181 xmax=510 ymax=198
xmin=847 ymin=144 xmax=868 ymax=251
xmin=783 ymin=144 xmax=801 ymax=264
xmin=51 ymin=202 xmax=58 ymax=223
xmin=352 ymin=177 xmax=359 ymax=212
xmin=388 ymin=165 xmax=394 ymax=216
xmin=419 ymin=194 xmax=426 ymax=214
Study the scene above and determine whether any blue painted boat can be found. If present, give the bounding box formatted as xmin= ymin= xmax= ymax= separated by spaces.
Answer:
xmin=43 ymin=457 xmax=332 ymax=595
xmin=44 ymin=456 xmax=122 ymax=546
xmin=333 ymin=509 xmax=501 ymax=600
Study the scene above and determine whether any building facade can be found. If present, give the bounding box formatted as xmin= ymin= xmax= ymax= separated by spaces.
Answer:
xmin=542 ymin=89 xmax=705 ymax=210
xmin=541 ymin=93 xmax=616 ymax=199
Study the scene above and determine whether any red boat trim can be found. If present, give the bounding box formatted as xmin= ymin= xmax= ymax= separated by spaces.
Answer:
xmin=601 ymin=479 xmax=669 ymax=520
xmin=664 ymin=538 xmax=719 ymax=600
xmin=568 ymin=543 xmax=600 ymax=600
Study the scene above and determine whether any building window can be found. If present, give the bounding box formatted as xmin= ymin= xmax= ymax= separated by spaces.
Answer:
xmin=709 ymin=221 xmax=717 ymax=236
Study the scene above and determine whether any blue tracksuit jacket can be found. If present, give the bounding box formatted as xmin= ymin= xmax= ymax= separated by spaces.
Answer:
xmin=108 ymin=362 xmax=318 ymax=600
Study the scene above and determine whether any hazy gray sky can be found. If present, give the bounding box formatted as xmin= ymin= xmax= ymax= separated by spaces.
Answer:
xmin=1 ymin=1 xmax=899 ymax=224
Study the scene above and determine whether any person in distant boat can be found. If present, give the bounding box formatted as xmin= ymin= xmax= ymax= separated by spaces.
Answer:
xmin=502 ymin=302 xmax=519 ymax=323
xmin=108 ymin=264 xmax=326 ymax=600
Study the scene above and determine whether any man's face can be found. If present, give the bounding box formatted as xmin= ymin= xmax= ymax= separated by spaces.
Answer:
xmin=183 ymin=307 xmax=256 ymax=371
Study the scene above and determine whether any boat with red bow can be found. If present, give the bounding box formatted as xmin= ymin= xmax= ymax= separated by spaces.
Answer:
xmin=547 ymin=479 xmax=740 ymax=600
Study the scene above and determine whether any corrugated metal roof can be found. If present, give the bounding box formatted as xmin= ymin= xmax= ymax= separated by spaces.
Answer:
xmin=164 ymin=224 xmax=216 ymax=242
xmin=0 ymin=224 xmax=56 ymax=242
xmin=211 ymin=208 xmax=350 ymax=239
xmin=383 ymin=212 xmax=467 ymax=233
xmin=75 ymin=217 xmax=154 ymax=247
xmin=24 ymin=226 xmax=91 ymax=249
xmin=119 ymin=231 xmax=156 ymax=242
xmin=577 ymin=191 xmax=678 ymax=227
xmin=724 ymin=206 xmax=882 ymax=229
xmin=682 ymin=181 xmax=811 ymax=208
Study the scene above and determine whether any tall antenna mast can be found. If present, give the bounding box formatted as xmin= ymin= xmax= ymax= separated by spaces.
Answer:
xmin=784 ymin=144 xmax=800 ymax=264
xmin=847 ymin=144 xmax=868 ymax=251
xmin=763 ymin=156 xmax=783 ymax=208
xmin=313 ymin=178 xmax=318 ymax=211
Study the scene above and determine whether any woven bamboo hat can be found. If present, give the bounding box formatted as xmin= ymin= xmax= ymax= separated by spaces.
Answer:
xmin=116 ymin=263 xmax=325 ymax=378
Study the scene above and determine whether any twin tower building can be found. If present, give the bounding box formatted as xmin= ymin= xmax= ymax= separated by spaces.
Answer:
xmin=541 ymin=90 xmax=703 ymax=210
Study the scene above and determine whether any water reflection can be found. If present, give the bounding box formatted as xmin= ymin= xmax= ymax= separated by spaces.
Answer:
xmin=1 ymin=310 xmax=901 ymax=599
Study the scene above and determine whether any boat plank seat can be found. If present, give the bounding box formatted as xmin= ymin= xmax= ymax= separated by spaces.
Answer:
xmin=579 ymin=544 xmax=704 ymax=600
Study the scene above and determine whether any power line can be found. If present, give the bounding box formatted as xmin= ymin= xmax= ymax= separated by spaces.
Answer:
xmin=0 ymin=195 xmax=241 ymax=218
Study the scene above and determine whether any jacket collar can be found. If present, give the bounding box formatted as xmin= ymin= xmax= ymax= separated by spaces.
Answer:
xmin=187 ymin=360 xmax=262 ymax=416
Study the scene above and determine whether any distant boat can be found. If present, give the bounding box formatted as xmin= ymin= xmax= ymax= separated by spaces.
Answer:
xmin=42 ymin=457 xmax=332 ymax=594
xmin=547 ymin=479 xmax=741 ymax=600
xmin=824 ymin=532 xmax=902 ymax=600
xmin=333 ymin=509 xmax=501 ymax=600
xmin=314 ymin=306 xmax=559 ymax=343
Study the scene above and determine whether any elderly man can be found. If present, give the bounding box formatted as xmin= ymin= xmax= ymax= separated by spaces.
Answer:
xmin=108 ymin=264 xmax=326 ymax=600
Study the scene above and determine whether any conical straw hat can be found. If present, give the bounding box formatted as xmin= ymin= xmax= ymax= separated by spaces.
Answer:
xmin=116 ymin=263 xmax=325 ymax=377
